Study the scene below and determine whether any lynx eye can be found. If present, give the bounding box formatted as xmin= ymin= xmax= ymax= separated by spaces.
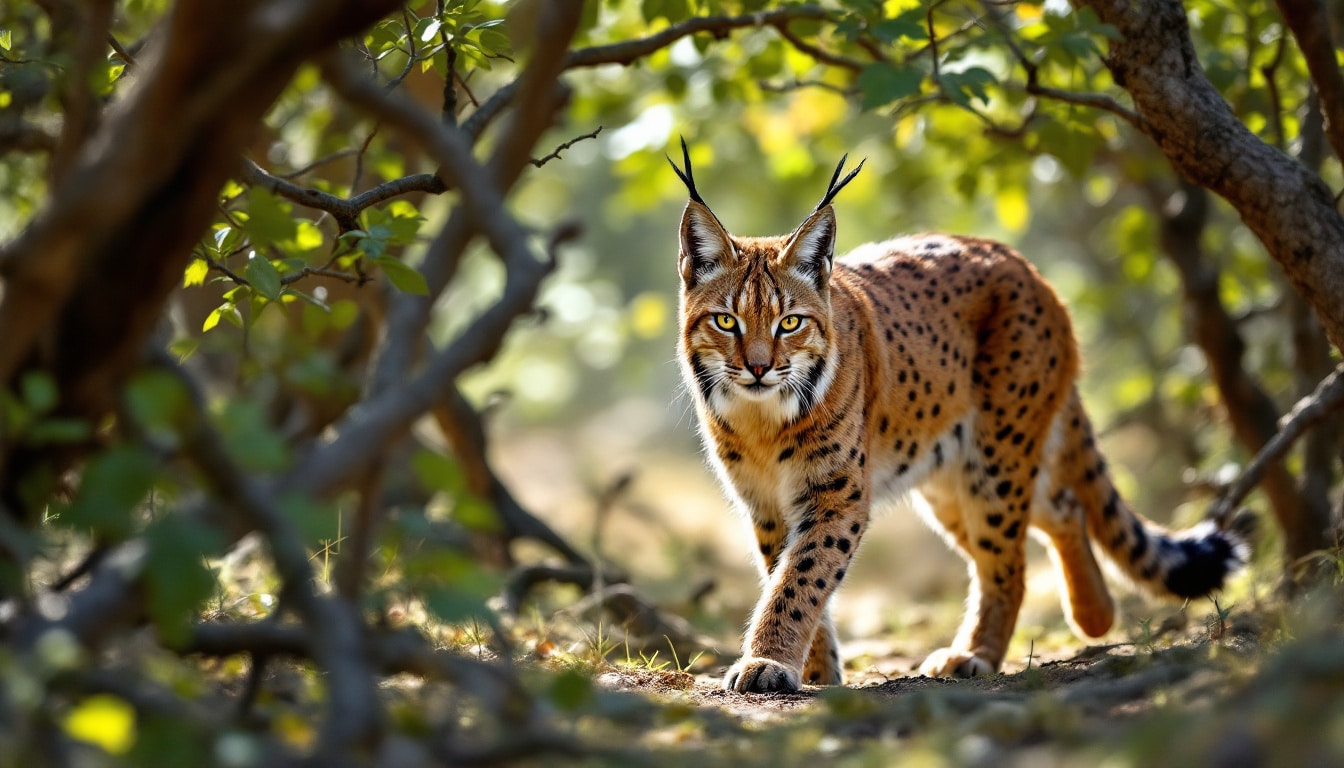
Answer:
xmin=778 ymin=315 xmax=803 ymax=333
xmin=713 ymin=313 xmax=738 ymax=331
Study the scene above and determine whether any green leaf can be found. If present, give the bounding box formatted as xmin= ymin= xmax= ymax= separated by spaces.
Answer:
xmin=244 ymin=256 xmax=283 ymax=301
xmin=374 ymin=256 xmax=428 ymax=295
xmin=242 ymin=188 xmax=297 ymax=246
xmin=0 ymin=30 xmax=12 ymax=51
xmin=143 ymin=517 xmax=221 ymax=645
xmin=870 ymin=10 xmax=926 ymax=44
xmin=418 ymin=17 xmax=441 ymax=43
xmin=27 ymin=418 xmax=92 ymax=445
xmin=277 ymin=494 xmax=340 ymax=548
xmin=857 ymin=62 xmax=923 ymax=110
xmin=65 ymin=446 xmax=157 ymax=538
xmin=292 ymin=220 xmax=324 ymax=251
xmin=412 ymin=449 xmax=467 ymax=496
xmin=216 ymin=401 xmax=289 ymax=472
xmin=548 ymin=669 xmax=594 ymax=711
xmin=183 ymin=258 xmax=209 ymax=288
xmin=940 ymin=67 xmax=997 ymax=108
xmin=125 ymin=369 xmax=191 ymax=444
xmin=19 ymin=371 xmax=58 ymax=415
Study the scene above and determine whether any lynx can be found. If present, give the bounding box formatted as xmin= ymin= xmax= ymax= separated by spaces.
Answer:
xmin=670 ymin=140 xmax=1248 ymax=693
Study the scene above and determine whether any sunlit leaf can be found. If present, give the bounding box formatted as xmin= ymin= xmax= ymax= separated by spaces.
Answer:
xmin=63 ymin=695 xmax=136 ymax=755
xmin=241 ymin=187 xmax=296 ymax=246
xmin=183 ymin=258 xmax=209 ymax=288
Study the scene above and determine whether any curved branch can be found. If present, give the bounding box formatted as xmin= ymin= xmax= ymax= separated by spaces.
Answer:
xmin=1210 ymin=364 xmax=1344 ymax=523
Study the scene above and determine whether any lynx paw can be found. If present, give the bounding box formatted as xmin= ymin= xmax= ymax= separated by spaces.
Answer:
xmin=919 ymin=648 xmax=996 ymax=678
xmin=723 ymin=657 xmax=802 ymax=693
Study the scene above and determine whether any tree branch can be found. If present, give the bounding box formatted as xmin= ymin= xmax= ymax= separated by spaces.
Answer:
xmin=1073 ymin=0 xmax=1344 ymax=355
xmin=165 ymin=358 xmax=383 ymax=759
xmin=242 ymin=158 xmax=445 ymax=230
xmin=1210 ymin=364 xmax=1344 ymax=524
xmin=531 ymin=125 xmax=603 ymax=168
xmin=367 ymin=0 xmax=583 ymax=399
xmin=1275 ymin=0 xmax=1344 ymax=165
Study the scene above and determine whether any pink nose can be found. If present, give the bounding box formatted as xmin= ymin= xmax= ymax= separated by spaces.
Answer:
xmin=749 ymin=364 xmax=767 ymax=379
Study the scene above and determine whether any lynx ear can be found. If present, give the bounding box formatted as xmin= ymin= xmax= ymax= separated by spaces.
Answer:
xmin=679 ymin=200 xmax=735 ymax=288
xmin=780 ymin=206 xmax=836 ymax=292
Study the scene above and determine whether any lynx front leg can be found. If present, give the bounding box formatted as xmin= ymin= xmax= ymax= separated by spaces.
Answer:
xmin=725 ymin=473 xmax=868 ymax=693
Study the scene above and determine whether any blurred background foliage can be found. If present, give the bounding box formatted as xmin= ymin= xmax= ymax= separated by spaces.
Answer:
xmin=2 ymin=0 xmax=1342 ymax=763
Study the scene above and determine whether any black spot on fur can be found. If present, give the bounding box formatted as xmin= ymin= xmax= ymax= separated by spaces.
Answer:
xmin=797 ymin=557 xmax=816 ymax=572
xmin=779 ymin=446 xmax=795 ymax=461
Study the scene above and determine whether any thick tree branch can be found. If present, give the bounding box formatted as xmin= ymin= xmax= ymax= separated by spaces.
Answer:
xmin=1150 ymin=179 xmax=1328 ymax=560
xmin=0 ymin=0 xmax=406 ymax=510
xmin=1275 ymin=0 xmax=1344 ymax=165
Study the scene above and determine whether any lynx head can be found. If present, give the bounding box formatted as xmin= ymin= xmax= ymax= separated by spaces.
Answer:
xmin=670 ymin=138 xmax=863 ymax=424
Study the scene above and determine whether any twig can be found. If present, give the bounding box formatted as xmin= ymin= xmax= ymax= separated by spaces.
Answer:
xmin=242 ymin=158 xmax=445 ymax=230
xmin=774 ymin=23 xmax=864 ymax=72
xmin=320 ymin=54 xmax=534 ymax=281
xmin=279 ymin=148 xmax=359 ymax=180
xmin=759 ymin=79 xmax=858 ymax=96
xmin=385 ymin=6 xmax=419 ymax=91
xmin=980 ymin=4 xmax=1144 ymax=129
xmin=1209 ymin=364 xmax=1344 ymax=523
xmin=461 ymin=4 xmax=837 ymax=141
xmin=530 ymin=126 xmax=603 ymax=167
xmin=433 ymin=385 xmax=592 ymax=565
xmin=503 ymin=563 xmax=627 ymax=614
xmin=106 ymin=33 xmax=138 ymax=67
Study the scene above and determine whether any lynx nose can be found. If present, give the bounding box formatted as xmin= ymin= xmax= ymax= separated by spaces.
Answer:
xmin=749 ymin=363 xmax=768 ymax=379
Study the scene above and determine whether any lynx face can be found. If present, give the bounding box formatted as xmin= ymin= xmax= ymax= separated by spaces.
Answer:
xmin=678 ymin=206 xmax=839 ymax=425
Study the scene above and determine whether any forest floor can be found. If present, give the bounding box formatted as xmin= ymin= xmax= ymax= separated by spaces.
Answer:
xmin=566 ymin=606 xmax=1343 ymax=768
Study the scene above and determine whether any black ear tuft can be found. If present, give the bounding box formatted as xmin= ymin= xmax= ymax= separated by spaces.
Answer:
xmin=666 ymin=136 xmax=709 ymax=206
xmin=815 ymin=154 xmax=866 ymax=212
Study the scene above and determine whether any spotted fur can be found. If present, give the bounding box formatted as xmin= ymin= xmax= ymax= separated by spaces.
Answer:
xmin=673 ymin=157 xmax=1248 ymax=693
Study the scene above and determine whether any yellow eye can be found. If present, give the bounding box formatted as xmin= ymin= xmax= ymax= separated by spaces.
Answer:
xmin=714 ymin=313 xmax=738 ymax=331
xmin=779 ymin=315 xmax=802 ymax=333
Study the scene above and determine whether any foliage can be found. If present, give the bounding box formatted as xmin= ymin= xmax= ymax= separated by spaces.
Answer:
xmin=0 ymin=0 xmax=1342 ymax=765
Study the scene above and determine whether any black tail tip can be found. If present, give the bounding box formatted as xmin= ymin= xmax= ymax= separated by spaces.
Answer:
xmin=1162 ymin=517 xmax=1252 ymax=599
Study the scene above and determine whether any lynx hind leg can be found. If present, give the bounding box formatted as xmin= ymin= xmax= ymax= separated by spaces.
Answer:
xmin=915 ymin=480 xmax=1025 ymax=678
xmin=801 ymin=607 xmax=842 ymax=686
xmin=1031 ymin=483 xmax=1114 ymax=639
